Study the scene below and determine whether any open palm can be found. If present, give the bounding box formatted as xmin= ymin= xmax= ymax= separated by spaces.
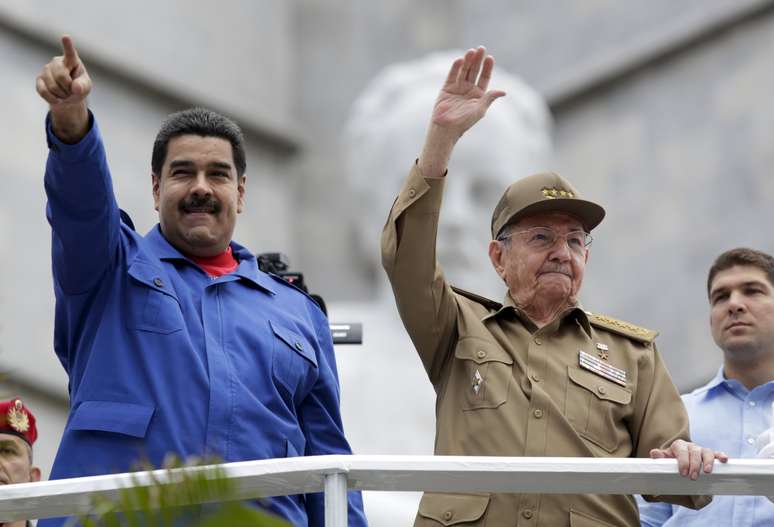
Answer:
xmin=431 ymin=47 xmax=505 ymax=133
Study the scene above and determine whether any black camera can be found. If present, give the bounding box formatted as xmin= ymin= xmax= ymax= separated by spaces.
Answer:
xmin=256 ymin=252 xmax=362 ymax=345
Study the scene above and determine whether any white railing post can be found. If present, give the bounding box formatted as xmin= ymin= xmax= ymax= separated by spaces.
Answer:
xmin=324 ymin=471 xmax=348 ymax=527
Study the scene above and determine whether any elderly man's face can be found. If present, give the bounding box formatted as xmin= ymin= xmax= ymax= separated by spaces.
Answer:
xmin=0 ymin=434 xmax=40 ymax=485
xmin=490 ymin=212 xmax=588 ymax=308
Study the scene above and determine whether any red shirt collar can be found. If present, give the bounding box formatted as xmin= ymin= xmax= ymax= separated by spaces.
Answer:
xmin=188 ymin=246 xmax=239 ymax=277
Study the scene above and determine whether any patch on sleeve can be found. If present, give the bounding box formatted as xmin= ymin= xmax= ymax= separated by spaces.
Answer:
xmin=586 ymin=311 xmax=658 ymax=344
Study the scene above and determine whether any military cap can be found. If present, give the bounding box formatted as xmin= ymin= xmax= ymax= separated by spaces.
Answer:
xmin=0 ymin=398 xmax=37 ymax=445
xmin=491 ymin=172 xmax=605 ymax=238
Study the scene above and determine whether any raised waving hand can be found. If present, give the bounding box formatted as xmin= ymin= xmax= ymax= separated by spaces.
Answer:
xmin=419 ymin=46 xmax=506 ymax=178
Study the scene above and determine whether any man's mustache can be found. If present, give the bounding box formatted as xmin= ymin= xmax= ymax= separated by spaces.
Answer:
xmin=539 ymin=263 xmax=572 ymax=277
xmin=179 ymin=195 xmax=221 ymax=214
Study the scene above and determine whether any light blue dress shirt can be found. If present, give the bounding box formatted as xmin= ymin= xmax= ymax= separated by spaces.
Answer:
xmin=637 ymin=366 xmax=774 ymax=526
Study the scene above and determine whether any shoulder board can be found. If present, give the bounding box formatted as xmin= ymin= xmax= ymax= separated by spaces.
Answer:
xmin=451 ymin=286 xmax=502 ymax=311
xmin=267 ymin=273 xmax=315 ymax=300
xmin=586 ymin=311 xmax=658 ymax=344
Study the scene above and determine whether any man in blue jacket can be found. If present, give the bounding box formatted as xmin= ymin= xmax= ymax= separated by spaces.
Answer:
xmin=35 ymin=35 xmax=366 ymax=527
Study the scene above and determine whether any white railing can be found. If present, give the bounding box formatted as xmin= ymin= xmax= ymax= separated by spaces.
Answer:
xmin=2 ymin=455 xmax=774 ymax=525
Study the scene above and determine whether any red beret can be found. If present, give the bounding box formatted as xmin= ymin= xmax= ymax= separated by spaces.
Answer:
xmin=0 ymin=398 xmax=37 ymax=445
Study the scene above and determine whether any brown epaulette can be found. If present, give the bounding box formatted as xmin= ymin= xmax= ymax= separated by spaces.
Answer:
xmin=451 ymin=286 xmax=502 ymax=311
xmin=586 ymin=311 xmax=658 ymax=344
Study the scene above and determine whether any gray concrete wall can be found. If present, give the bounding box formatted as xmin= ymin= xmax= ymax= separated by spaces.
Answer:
xmin=2 ymin=0 xmax=774 ymax=514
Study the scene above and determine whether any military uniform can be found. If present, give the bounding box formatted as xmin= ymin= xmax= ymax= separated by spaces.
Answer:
xmin=381 ymin=164 xmax=709 ymax=526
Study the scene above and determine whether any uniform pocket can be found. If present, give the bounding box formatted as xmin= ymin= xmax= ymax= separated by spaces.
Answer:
xmin=566 ymin=366 xmax=632 ymax=452
xmin=126 ymin=263 xmax=183 ymax=334
xmin=416 ymin=493 xmax=490 ymax=526
xmin=270 ymin=320 xmax=317 ymax=395
xmin=126 ymin=287 xmax=184 ymax=334
xmin=455 ymin=338 xmax=513 ymax=410
xmin=570 ymin=508 xmax=618 ymax=527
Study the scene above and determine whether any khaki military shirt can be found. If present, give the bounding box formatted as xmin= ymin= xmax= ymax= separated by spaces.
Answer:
xmin=380 ymin=164 xmax=710 ymax=527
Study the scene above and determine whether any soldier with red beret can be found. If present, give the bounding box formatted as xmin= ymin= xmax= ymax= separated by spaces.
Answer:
xmin=0 ymin=398 xmax=40 ymax=527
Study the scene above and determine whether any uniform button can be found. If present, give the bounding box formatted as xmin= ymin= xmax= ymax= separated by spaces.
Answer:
xmin=442 ymin=510 xmax=453 ymax=521
xmin=533 ymin=409 xmax=543 ymax=419
xmin=530 ymin=373 xmax=540 ymax=382
xmin=476 ymin=350 xmax=487 ymax=359
xmin=747 ymin=436 xmax=755 ymax=445
xmin=522 ymin=509 xmax=533 ymax=519
xmin=597 ymin=386 xmax=607 ymax=395
xmin=295 ymin=341 xmax=303 ymax=351
xmin=408 ymin=188 xmax=417 ymax=198
xmin=153 ymin=277 xmax=164 ymax=287
xmin=534 ymin=337 xmax=542 ymax=345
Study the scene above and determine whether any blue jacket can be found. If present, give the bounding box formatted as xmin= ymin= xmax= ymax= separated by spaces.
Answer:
xmin=40 ymin=114 xmax=366 ymax=527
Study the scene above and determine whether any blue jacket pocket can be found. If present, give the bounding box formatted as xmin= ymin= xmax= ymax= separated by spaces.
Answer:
xmin=270 ymin=320 xmax=317 ymax=397
xmin=269 ymin=320 xmax=317 ymax=368
xmin=70 ymin=401 xmax=155 ymax=438
xmin=126 ymin=261 xmax=183 ymax=334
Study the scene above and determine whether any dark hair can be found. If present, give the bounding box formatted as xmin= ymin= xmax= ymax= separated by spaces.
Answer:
xmin=707 ymin=247 xmax=774 ymax=296
xmin=151 ymin=108 xmax=246 ymax=177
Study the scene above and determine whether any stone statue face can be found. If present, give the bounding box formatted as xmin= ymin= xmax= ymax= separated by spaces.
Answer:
xmin=345 ymin=51 xmax=553 ymax=300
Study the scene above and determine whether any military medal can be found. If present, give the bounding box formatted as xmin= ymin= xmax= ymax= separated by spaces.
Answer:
xmin=596 ymin=342 xmax=609 ymax=361
xmin=579 ymin=350 xmax=627 ymax=387
xmin=472 ymin=369 xmax=483 ymax=394
xmin=7 ymin=399 xmax=29 ymax=433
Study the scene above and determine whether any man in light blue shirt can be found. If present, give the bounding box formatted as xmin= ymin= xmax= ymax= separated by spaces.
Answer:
xmin=638 ymin=247 xmax=774 ymax=526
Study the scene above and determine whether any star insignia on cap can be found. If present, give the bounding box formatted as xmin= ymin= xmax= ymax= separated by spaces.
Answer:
xmin=7 ymin=399 xmax=29 ymax=433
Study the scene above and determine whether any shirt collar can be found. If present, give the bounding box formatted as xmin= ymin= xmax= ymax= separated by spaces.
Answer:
xmin=144 ymin=225 xmax=276 ymax=294
xmin=713 ymin=365 xmax=774 ymax=397
xmin=482 ymin=291 xmax=591 ymax=337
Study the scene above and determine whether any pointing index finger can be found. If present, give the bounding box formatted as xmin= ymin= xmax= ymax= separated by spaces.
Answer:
xmin=61 ymin=35 xmax=80 ymax=70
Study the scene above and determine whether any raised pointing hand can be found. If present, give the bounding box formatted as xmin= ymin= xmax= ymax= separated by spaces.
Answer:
xmin=36 ymin=35 xmax=92 ymax=143
xmin=36 ymin=35 xmax=92 ymax=106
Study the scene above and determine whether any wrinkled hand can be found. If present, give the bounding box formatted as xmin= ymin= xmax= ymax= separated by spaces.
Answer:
xmin=430 ymin=46 xmax=506 ymax=137
xmin=418 ymin=46 xmax=506 ymax=178
xmin=650 ymin=439 xmax=728 ymax=480
xmin=36 ymin=35 xmax=92 ymax=106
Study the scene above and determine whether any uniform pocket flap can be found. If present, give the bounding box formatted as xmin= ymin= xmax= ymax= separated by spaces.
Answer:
xmin=455 ymin=338 xmax=513 ymax=365
xmin=568 ymin=366 xmax=631 ymax=404
xmin=70 ymin=401 xmax=155 ymax=438
xmin=269 ymin=320 xmax=317 ymax=368
xmin=570 ymin=508 xmax=618 ymax=527
xmin=418 ymin=493 xmax=490 ymax=526
xmin=128 ymin=260 xmax=179 ymax=303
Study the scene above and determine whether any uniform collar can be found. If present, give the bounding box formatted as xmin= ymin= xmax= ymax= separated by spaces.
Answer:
xmin=144 ymin=225 xmax=276 ymax=294
xmin=482 ymin=291 xmax=591 ymax=337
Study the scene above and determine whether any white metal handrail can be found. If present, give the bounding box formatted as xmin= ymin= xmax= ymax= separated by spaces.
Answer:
xmin=2 ymin=455 xmax=774 ymax=525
